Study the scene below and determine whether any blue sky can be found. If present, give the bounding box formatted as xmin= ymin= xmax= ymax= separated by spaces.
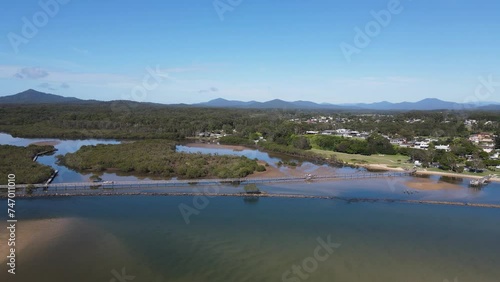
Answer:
xmin=1 ymin=0 xmax=499 ymax=104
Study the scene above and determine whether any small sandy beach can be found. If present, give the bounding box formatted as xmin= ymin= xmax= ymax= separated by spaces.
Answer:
xmin=30 ymin=140 xmax=61 ymax=146
xmin=185 ymin=142 xmax=251 ymax=151
xmin=416 ymin=170 xmax=500 ymax=183
xmin=357 ymin=163 xmax=500 ymax=183
xmin=247 ymin=161 xmax=285 ymax=178
xmin=247 ymin=161 xmax=340 ymax=178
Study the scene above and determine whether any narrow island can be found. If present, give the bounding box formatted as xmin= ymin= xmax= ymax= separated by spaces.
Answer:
xmin=57 ymin=140 xmax=267 ymax=179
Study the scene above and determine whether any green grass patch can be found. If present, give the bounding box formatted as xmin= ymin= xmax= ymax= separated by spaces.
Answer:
xmin=310 ymin=149 xmax=414 ymax=168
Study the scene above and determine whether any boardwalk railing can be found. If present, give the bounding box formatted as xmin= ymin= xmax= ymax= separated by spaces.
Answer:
xmin=0 ymin=172 xmax=411 ymax=191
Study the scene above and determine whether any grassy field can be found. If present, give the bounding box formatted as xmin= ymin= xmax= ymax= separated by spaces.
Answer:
xmin=311 ymin=148 xmax=499 ymax=176
xmin=310 ymin=149 xmax=414 ymax=169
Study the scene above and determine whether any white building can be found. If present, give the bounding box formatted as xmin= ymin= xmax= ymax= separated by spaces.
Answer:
xmin=435 ymin=145 xmax=450 ymax=151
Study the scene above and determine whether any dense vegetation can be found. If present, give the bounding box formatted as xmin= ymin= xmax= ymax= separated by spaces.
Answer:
xmin=0 ymin=145 xmax=55 ymax=184
xmin=0 ymin=103 xmax=289 ymax=140
xmin=57 ymin=140 xmax=265 ymax=179
xmin=1 ymin=103 xmax=498 ymax=141
xmin=311 ymin=134 xmax=395 ymax=155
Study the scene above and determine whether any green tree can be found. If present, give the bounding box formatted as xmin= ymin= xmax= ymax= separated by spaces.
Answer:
xmin=438 ymin=152 xmax=458 ymax=171
xmin=292 ymin=136 xmax=312 ymax=150
xmin=367 ymin=133 xmax=396 ymax=155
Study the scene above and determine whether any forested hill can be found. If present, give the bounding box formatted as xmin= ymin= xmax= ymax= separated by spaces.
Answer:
xmin=0 ymin=89 xmax=85 ymax=104
xmin=2 ymin=89 xmax=500 ymax=111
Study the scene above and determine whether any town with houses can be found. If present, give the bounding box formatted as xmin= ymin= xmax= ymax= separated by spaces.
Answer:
xmin=197 ymin=114 xmax=500 ymax=173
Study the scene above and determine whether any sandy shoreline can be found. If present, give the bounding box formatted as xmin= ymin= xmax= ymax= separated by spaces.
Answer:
xmin=415 ymin=170 xmax=500 ymax=182
xmin=184 ymin=142 xmax=249 ymax=151
xmin=30 ymin=140 xmax=61 ymax=146
xmin=355 ymin=163 xmax=500 ymax=183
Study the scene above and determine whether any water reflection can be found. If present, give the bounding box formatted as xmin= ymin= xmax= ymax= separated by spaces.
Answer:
xmin=439 ymin=176 xmax=464 ymax=185
xmin=176 ymin=144 xmax=295 ymax=168
xmin=243 ymin=196 xmax=260 ymax=204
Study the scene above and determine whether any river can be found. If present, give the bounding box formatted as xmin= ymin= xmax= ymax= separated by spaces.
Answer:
xmin=2 ymin=133 xmax=500 ymax=204
xmin=1 ymin=133 xmax=499 ymax=281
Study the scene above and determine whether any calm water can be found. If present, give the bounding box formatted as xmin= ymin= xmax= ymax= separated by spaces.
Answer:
xmin=176 ymin=144 xmax=357 ymax=175
xmin=0 ymin=133 xmax=354 ymax=183
xmin=1 ymin=196 xmax=499 ymax=281
xmin=2 ymin=134 xmax=500 ymax=281
xmin=3 ymin=133 xmax=500 ymax=204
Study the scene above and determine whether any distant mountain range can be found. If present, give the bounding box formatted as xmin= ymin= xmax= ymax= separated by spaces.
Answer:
xmin=196 ymin=97 xmax=500 ymax=111
xmin=196 ymin=98 xmax=348 ymax=110
xmin=1 ymin=89 xmax=500 ymax=111
xmin=0 ymin=89 xmax=84 ymax=104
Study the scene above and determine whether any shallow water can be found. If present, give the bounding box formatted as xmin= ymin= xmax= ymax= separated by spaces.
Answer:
xmin=1 ymin=196 xmax=499 ymax=281
xmin=1 ymin=133 xmax=353 ymax=183
xmin=3 ymin=133 xmax=500 ymax=205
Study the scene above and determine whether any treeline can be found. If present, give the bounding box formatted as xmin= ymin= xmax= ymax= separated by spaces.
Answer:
xmin=57 ymin=140 xmax=266 ymax=179
xmin=2 ymin=103 xmax=498 ymax=142
xmin=0 ymin=145 xmax=55 ymax=184
xmin=311 ymin=134 xmax=396 ymax=155
xmin=0 ymin=103 xmax=290 ymax=140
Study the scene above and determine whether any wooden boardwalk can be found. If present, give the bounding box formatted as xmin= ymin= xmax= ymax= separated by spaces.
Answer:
xmin=0 ymin=171 xmax=411 ymax=191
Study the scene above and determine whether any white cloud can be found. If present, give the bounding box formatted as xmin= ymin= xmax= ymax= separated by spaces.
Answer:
xmin=14 ymin=67 xmax=49 ymax=79
xmin=198 ymin=87 xmax=219 ymax=93
xmin=37 ymin=82 xmax=56 ymax=90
